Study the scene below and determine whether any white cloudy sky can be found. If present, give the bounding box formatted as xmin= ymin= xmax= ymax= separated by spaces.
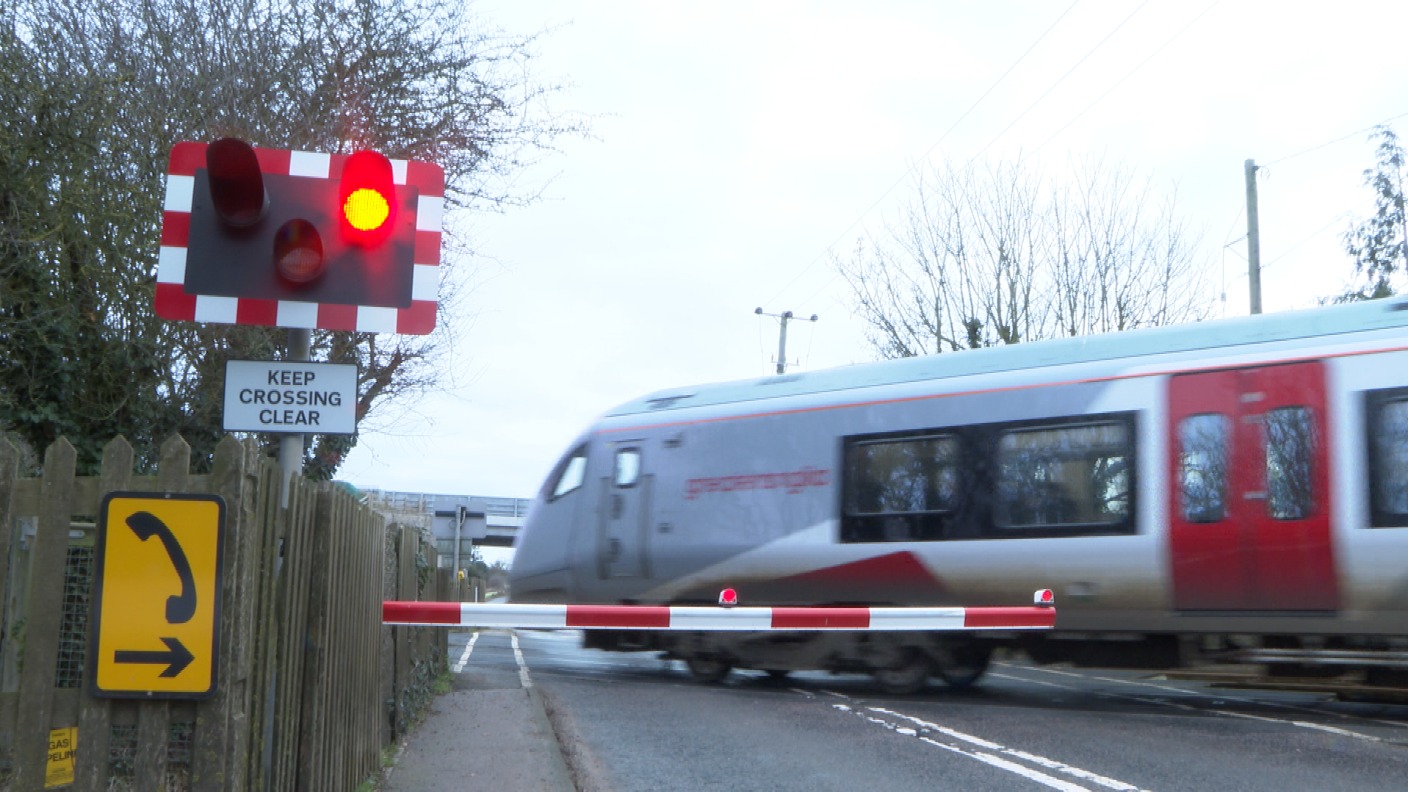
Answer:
xmin=338 ymin=1 xmax=1408 ymax=510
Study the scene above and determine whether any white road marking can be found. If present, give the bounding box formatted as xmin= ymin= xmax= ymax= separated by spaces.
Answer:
xmin=918 ymin=736 xmax=1096 ymax=792
xmin=452 ymin=632 xmax=479 ymax=674
xmin=511 ymin=631 xmax=533 ymax=689
xmin=830 ymin=703 xmax=1145 ymax=791
xmin=996 ymin=665 xmax=1387 ymax=744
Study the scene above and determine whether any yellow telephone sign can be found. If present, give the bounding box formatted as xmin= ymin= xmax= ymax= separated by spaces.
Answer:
xmin=90 ymin=492 xmax=225 ymax=699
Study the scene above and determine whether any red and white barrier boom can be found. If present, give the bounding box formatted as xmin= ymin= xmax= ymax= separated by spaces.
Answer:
xmin=382 ymin=589 xmax=1057 ymax=632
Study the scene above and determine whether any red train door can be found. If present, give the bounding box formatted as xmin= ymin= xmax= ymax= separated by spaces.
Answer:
xmin=1168 ymin=361 xmax=1338 ymax=611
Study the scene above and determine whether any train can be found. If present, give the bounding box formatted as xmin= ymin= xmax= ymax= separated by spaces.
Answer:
xmin=507 ymin=297 xmax=1408 ymax=693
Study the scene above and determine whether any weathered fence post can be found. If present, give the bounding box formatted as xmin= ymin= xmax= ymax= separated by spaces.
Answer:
xmin=189 ymin=435 xmax=253 ymax=791
xmin=12 ymin=439 xmax=77 ymax=790
xmin=272 ymin=473 xmax=316 ymax=789
xmin=0 ymin=438 xmax=19 ymax=782
xmin=71 ymin=437 xmax=135 ymax=788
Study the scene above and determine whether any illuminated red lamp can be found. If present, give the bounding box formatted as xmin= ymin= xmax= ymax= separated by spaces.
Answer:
xmin=1034 ymin=589 xmax=1055 ymax=607
xmin=338 ymin=150 xmax=397 ymax=246
xmin=718 ymin=588 xmax=739 ymax=608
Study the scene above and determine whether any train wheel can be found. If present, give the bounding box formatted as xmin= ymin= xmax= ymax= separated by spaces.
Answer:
xmin=686 ymin=657 xmax=733 ymax=684
xmin=873 ymin=650 xmax=931 ymax=695
xmin=934 ymin=643 xmax=992 ymax=689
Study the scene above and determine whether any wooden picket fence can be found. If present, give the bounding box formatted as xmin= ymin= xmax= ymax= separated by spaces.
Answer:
xmin=0 ymin=435 xmax=451 ymax=791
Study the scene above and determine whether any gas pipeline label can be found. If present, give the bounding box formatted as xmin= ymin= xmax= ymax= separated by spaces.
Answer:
xmin=223 ymin=360 xmax=357 ymax=434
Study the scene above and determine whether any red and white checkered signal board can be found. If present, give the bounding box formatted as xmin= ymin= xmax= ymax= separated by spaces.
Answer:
xmin=155 ymin=141 xmax=443 ymax=334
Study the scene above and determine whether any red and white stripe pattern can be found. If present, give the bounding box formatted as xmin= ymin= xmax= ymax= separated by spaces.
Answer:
xmin=155 ymin=141 xmax=444 ymax=334
xmin=382 ymin=596 xmax=1056 ymax=632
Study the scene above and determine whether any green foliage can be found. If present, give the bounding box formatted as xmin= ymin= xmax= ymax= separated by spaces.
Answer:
xmin=0 ymin=0 xmax=582 ymax=475
xmin=431 ymin=671 xmax=453 ymax=695
xmin=1342 ymin=125 xmax=1408 ymax=301
xmin=0 ymin=22 xmax=174 ymax=472
xmin=415 ymin=545 xmax=434 ymax=594
xmin=397 ymin=656 xmax=441 ymax=734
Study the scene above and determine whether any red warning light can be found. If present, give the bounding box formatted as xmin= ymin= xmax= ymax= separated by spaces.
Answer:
xmin=718 ymin=588 xmax=738 ymax=608
xmin=1035 ymin=589 xmax=1055 ymax=607
xmin=338 ymin=150 xmax=397 ymax=246
xmin=273 ymin=219 xmax=325 ymax=284
xmin=205 ymin=138 xmax=267 ymax=228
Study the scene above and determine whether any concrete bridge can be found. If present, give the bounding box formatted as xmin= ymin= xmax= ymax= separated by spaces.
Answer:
xmin=359 ymin=489 xmax=530 ymax=566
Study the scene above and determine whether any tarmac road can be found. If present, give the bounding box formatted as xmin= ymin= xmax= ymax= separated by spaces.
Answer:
xmin=382 ymin=628 xmax=1408 ymax=792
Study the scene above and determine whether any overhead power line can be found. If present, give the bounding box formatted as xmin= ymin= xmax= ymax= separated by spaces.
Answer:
xmin=1264 ymin=110 xmax=1408 ymax=167
xmin=969 ymin=0 xmax=1152 ymax=161
xmin=761 ymin=1 xmax=1082 ymax=308
xmin=1033 ymin=0 xmax=1221 ymax=155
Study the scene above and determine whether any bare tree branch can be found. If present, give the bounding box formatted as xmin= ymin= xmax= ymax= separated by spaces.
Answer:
xmin=837 ymin=156 xmax=1213 ymax=360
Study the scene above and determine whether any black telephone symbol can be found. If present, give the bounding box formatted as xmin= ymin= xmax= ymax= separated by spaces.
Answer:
xmin=125 ymin=511 xmax=197 ymax=625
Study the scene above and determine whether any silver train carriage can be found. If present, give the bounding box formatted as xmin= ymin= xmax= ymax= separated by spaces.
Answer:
xmin=508 ymin=297 xmax=1408 ymax=693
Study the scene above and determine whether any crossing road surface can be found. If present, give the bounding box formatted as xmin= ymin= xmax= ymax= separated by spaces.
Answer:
xmin=433 ymin=629 xmax=1408 ymax=792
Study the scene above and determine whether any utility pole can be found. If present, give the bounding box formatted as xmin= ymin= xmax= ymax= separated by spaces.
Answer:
xmin=278 ymin=327 xmax=310 ymax=507
xmin=756 ymin=307 xmax=818 ymax=374
xmin=1245 ymin=159 xmax=1262 ymax=315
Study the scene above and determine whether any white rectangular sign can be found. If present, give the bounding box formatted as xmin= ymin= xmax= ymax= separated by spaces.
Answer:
xmin=223 ymin=360 xmax=357 ymax=434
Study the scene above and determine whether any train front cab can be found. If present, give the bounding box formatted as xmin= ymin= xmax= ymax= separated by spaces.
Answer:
xmin=508 ymin=439 xmax=593 ymax=604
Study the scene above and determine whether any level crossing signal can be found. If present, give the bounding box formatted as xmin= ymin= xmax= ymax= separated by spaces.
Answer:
xmin=155 ymin=138 xmax=444 ymax=334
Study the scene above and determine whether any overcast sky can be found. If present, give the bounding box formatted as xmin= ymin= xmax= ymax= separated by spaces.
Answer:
xmin=337 ymin=1 xmax=1408 ymax=528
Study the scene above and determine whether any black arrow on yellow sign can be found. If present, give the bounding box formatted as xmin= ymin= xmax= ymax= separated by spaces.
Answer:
xmin=114 ymin=637 xmax=195 ymax=678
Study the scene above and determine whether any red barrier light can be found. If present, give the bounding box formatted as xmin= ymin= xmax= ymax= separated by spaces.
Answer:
xmin=273 ymin=219 xmax=325 ymax=284
xmin=205 ymin=138 xmax=267 ymax=228
xmin=338 ymin=150 xmax=397 ymax=246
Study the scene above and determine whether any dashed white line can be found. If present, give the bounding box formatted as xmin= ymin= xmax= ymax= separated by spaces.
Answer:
xmin=511 ymin=631 xmax=533 ymax=688
xmin=831 ymin=703 xmax=1147 ymax=791
xmin=917 ymin=736 xmax=1095 ymax=792
xmin=451 ymin=630 xmax=533 ymax=689
xmin=875 ymin=706 xmax=1146 ymax=791
xmin=996 ymin=665 xmax=1387 ymax=744
xmin=452 ymin=632 xmax=479 ymax=674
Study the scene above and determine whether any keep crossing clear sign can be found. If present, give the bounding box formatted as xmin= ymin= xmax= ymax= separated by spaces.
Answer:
xmin=223 ymin=359 xmax=357 ymax=434
xmin=89 ymin=493 xmax=225 ymax=700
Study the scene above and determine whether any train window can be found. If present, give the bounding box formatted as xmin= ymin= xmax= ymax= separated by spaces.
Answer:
xmin=1265 ymin=406 xmax=1314 ymax=520
xmin=995 ymin=422 xmax=1129 ymax=529
xmin=614 ymin=448 xmax=642 ymax=487
xmin=1178 ymin=413 xmax=1228 ymax=523
xmin=548 ymin=446 xmax=588 ymax=500
xmin=842 ymin=434 xmax=959 ymax=541
xmin=1369 ymin=397 xmax=1408 ymax=524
